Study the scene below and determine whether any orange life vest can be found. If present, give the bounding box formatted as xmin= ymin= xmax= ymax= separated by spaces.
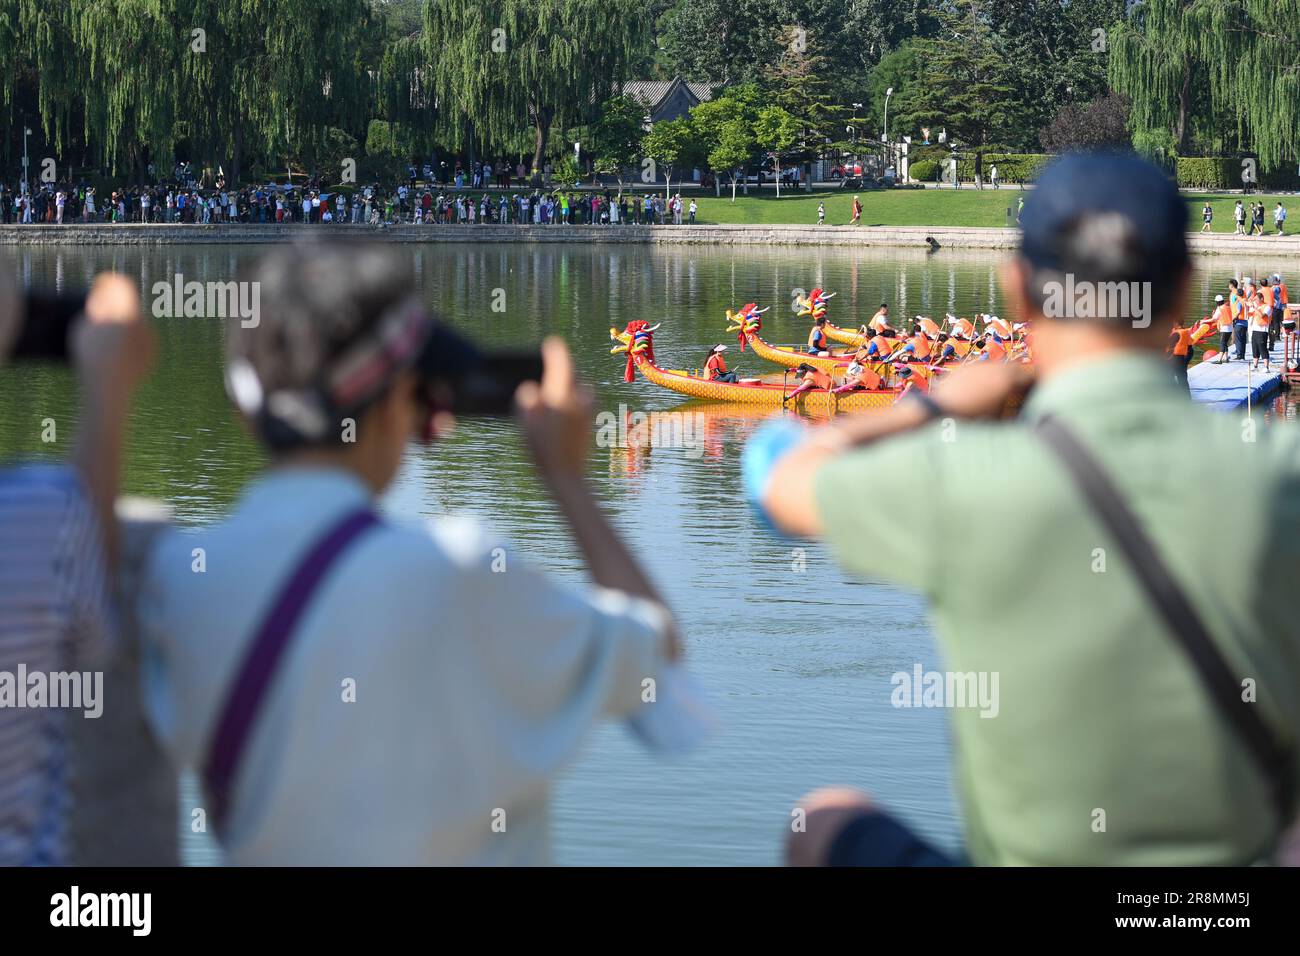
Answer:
xmin=1262 ymin=286 xmax=1275 ymax=309
xmin=1252 ymin=305 xmax=1270 ymax=331
xmin=909 ymin=334 xmax=932 ymax=361
xmin=982 ymin=339 xmax=1007 ymax=362
xmin=1278 ymin=283 xmax=1289 ymax=306
xmin=805 ymin=367 xmax=833 ymax=390
xmin=918 ymin=317 xmax=941 ymax=338
xmin=900 ymin=373 xmax=930 ymax=394
xmin=705 ymin=353 xmax=727 ymax=379
xmin=869 ymin=310 xmax=890 ymax=332
xmin=808 ymin=326 xmax=829 ymax=351
xmin=868 ymin=333 xmax=895 ymax=359
xmin=1213 ymin=303 xmax=1233 ymax=331
xmin=1170 ymin=326 xmax=1192 ymax=356
xmin=853 ymin=367 xmax=883 ymax=390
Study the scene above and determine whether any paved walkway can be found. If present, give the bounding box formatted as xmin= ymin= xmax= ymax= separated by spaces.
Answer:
xmin=4 ymin=222 xmax=1300 ymax=254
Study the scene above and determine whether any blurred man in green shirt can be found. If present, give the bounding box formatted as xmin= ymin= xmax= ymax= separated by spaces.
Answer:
xmin=760 ymin=153 xmax=1300 ymax=866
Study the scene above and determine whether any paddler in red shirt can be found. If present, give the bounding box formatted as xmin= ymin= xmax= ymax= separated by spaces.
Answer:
xmin=704 ymin=344 xmax=739 ymax=383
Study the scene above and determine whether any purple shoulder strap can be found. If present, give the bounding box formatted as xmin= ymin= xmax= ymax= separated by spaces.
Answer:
xmin=202 ymin=507 xmax=379 ymax=833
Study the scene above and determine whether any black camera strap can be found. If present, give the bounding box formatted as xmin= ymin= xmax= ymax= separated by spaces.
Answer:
xmin=1035 ymin=414 xmax=1296 ymax=831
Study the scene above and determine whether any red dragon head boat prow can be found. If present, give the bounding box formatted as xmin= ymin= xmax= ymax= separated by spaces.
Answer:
xmin=795 ymin=288 xmax=836 ymax=322
xmin=725 ymin=303 xmax=769 ymax=351
xmin=611 ymin=320 xmax=659 ymax=381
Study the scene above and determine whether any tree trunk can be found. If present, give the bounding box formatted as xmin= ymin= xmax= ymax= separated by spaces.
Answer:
xmin=232 ymin=124 xmax=244 ymax=185
xmin=531 ymin=104 xmax=554 ymax=174
xmin=1173 ymin=60 xmax=1192 ymax=156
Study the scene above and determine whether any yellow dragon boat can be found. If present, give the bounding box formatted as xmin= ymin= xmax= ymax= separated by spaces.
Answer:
xmin=611 ymin=323 xmax=901 ymax=412
xmin=727 ymin=306 xmax=943 ymax=385
xmin=822 ymin=321 xmax=870 ymax=347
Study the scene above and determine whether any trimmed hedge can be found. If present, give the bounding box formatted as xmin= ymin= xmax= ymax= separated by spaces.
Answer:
xmin=904 ymin=151 xmax=1050 ymax=184
xmin=908 ymin=152 xmax=1299 ymax=189
xmin=1176 ymin=157 xmax=1238 ymax=190
xmin=955 ymin=153 xmax=1050 ymax=184
xmin=908 ymin=158 xmax=940 ymax=182
xmin=1174 ymin=157 xmax=1299 ymax=190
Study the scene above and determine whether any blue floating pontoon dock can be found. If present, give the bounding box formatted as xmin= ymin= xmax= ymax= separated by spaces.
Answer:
xmin=1188 ymin=339 xmax=1287 ymax=411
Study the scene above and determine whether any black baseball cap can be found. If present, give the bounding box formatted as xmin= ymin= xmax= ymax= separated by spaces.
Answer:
xmin=1020 ymin=152 xmax=1189 ymax=292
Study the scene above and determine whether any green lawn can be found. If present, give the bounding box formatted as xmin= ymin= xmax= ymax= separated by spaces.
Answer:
xmin=690 ymin=187 xmax=1289 ymax=232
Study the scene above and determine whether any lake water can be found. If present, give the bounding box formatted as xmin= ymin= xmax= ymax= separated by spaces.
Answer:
xmin=2 ymin=242 xmax=1294 ymax=865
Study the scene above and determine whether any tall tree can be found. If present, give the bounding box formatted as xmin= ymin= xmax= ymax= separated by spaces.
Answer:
xmin=753 ymin=104 xmax=800 ymax=195
xmin=659 ymin=0 xmax=783 ymax=87
xmin=1110 ymin=0 xmax=1300 ymax=170
xmin=423 ymin=0 xmax=648 ymax=174
xmin=892 ymin=0 xmax=1021 ymax=149
xmin=74 ymin=1 xmax=185 ymax=178
xmin=590 ymin=94 xmax=645 ymax=196
xmin=689 ymin=83 xmax=764 ymax=193
xmin=982 ymin=0 xmax=1126 ymax=147
xmin=181 ymin=0 xmax=371 ymax=182
xmin=641 ymin=114 xmax=702 ymax=198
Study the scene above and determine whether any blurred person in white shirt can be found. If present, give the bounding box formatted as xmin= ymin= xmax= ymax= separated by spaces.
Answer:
xmin=140 ymin=244 xmax=681 ymax=865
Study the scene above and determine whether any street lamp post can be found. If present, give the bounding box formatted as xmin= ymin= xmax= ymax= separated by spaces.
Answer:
xmin=883 ymin=88 xmax=894 ymax=183
xmin=21 ymin=124 xmax=32 ymax=196
xmin=849 ymin=103 xmax=863 ymax=183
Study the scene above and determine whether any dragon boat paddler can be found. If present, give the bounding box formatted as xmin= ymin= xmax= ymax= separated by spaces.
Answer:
xmin=862 ymin=329 xmax=899 ymax=362
xmin=867 ymin=304 xmax=894 ymax=335
xmin=833 ymin=347 xmax=884 ymax=395
xmin=932 ymin=332 xmax=972 ymax=366
xmin=785 ymin=363 xmax=834 ymax=403
xmin=807 ymin=316 xmax=832 ymax=357
xmin=890 ymin=323 xmax=933 ymax=364
xmin=704 ymin=344 xmax=739 ymax=383
xmin=893 ymin=362 xmax=929 ymax=395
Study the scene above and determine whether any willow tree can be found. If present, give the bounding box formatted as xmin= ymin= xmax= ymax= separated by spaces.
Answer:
xmin=74 ymin=1 xmax=186 ymax=177
xmin=0 ymin=1 xmax=85 ymax=158
xmin=1109 ymin=0 xmax=1300 ymax=170
xmin=422 ymin=0 xmax=649 ymax=173
xmin=179 ymin=0 xmax=372 ymax=183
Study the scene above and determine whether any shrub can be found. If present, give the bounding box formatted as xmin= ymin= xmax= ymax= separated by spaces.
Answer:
xmin=1176 ymin=157 xmax=1300 ymax=191
xmin=1175 ymin=157 xmax=1235 ymax=190
xmin=908 ymin=158 xmax=939 ymax=182
xmin=955 ymin=153 xmax=1050 ymax=184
